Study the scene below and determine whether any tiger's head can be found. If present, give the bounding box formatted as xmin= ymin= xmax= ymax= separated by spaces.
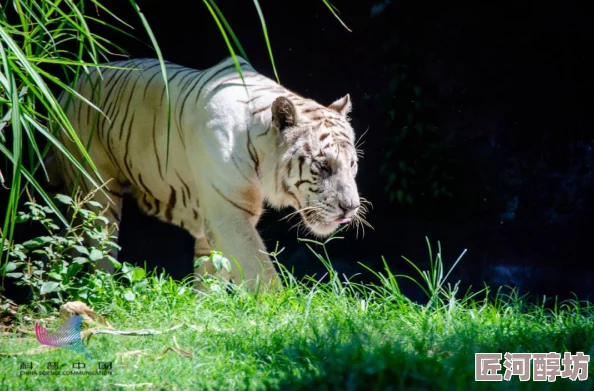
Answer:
xmin=271 ymin=94 xmax=367 ymax=237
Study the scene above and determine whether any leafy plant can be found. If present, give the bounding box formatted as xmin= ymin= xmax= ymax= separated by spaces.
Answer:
xmin=194 ymin=250 xmax=234 ymax=294
xmin=0 ymin=190 xmax=120 ymax=312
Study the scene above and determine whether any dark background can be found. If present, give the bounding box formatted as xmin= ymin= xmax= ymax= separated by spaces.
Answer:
xmin=4 ymin=0 xmax=594 ymax=303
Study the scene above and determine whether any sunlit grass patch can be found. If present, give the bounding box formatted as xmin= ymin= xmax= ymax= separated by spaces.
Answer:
xmin=1 ymin=237 xmax=594 ymax=390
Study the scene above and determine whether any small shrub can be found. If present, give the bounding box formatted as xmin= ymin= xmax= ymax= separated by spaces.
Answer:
xmin=0 ymin=190 xmax=121 ymax=312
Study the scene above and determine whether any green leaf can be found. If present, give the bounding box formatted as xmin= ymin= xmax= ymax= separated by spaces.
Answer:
xmin=132 ymin=267 xmax=145 ymax=282
xmin=85 ymin=200 xmax=103 ymax=208
xmin=73 ymin=246 xmax=89 ymax=256
xmin=194 ymin=256 xmax=210 ymax=269
xmin=89 ymin=248 xmax=103 ymax=261
xmin=123 ymin=290 xmax=136 ymax=301
xmin=133 ymin=279 xmax=148 ymax=292
xmin=3 ymin=262 xmax=18 ymax=273
xmin=406 ymin=194 xmax=414 ymax=204
xmin=22 ymin=237 xmax=51 ymax=248
xmin=47 ymin=272 xmax=63 ymax=281
xmin=40 ymin=281 xmax=61 ymax=295
xmin=211 ymin=253 xmax=231 ymax=273
xmin=67 ymin=263 xmax=83 ymax=279
xmin=16 ymin=213 xmax=30 ymax=223
xmin=396 ymin=189 xmax=404 ymax=204
xmin=94 ymin=216 xmax=109 ymax=225
xmin=54 ymin=194 xmax=73 ymax=205
xmin=54 ymin=194 xmax=74 ymax=205
xmin=5 ymin=272 xmax=23 ymax=278
xmin=107 ymin=256 xmax=122 ymax=269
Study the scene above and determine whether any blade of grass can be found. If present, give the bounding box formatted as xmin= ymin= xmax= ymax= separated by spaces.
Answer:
xmin=252 ymin=0 xmax=279 ymax=84
xmin=201 ymin=0 xmax=247 ymax=89
xmin=128 ymin=0 xmax=172 ymax=171
xmin=320 ymin=0 xmax=352 ymax=32
xmin=206 ymin=0 xmax=249 ymax=62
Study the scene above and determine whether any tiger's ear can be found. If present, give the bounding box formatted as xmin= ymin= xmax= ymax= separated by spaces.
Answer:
xmin=271 ymin=96 xmax=297 ymax=131
xmin=328 ymin=94 xmax=352 ymax=117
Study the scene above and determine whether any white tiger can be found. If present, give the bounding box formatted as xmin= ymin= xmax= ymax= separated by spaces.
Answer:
xmin=50 ymin=56 xmax=364 ymax=291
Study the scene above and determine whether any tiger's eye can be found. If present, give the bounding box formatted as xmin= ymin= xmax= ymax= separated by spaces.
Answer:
xmin=319 ymin=162 xmax=332 ymax=177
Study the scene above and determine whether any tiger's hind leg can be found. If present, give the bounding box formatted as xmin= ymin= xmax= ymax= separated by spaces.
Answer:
xmin=131 ymin=189 xmax=231 ymax=291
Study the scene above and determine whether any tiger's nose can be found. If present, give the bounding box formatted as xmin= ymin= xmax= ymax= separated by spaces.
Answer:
xmin=339 ymin=200 xmax=360 ymax=217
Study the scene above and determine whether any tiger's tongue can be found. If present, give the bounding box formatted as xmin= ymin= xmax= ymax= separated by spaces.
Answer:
xmin=334 ymin=218 xmax=351 ymax=224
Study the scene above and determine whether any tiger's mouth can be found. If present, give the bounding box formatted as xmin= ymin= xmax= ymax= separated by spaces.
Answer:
xmin=299 ymin=209 xmax=345 ymax=237
xmin=334 ymin=217 xmax=351 ymax=224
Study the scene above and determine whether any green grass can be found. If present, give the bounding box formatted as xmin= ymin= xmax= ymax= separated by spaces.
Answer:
xmin=1 ymin=240 xmax=594 ymax=390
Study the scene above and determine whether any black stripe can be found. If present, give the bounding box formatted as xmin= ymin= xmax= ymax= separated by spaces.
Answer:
xmin=137 ymin=173 xmax=154 ymax=198
xmin=179 ymin=71 xmax=210 ymax=121
xmin=302 ymin=107 xmax=322 ymax=114
xmin=167 ymin=68 xmax=186 ymax=83
xmin=212 ymin=185 xmax=255 ymax=217
xmin=176 ymin=171 xmax=191 ymax=200
xmin=282 ymin=180 xmax=302 ymax=209
xmin=238 ymin=96 xmax=260 ymax=105
xmin=178 ymin=69 xmax=201 ymax=95
xmin=119 ymin=75 xmax=142 ymax=141
xmin=99 ymin=67 xmax=131 ymax=140
xmin=294 ymin=179 xmax=313 ymax=188
xmin=298 ymin=156 xmax=305 ymax=178
xmin=231 ymin=155 xmax=256 ymax=186
xmin=246 ymin=130 xmax=260 ymax=177
xmin=104 ymin=68 xmax=138 ymax=141
xmin=251 ymin=105 xmax=270 ymax=115
xmin=152 ymin=112 xmax=164 ymax=180
xmin=165 ymin=186 xmax=177 ymax=221
xmin=154 ymin=199 xmax=161 ymax=216
xmin=142 ymin=62 xmax=168 ymax=99
xmin=250 ymin=86 xmax=274 ymax=93
xmin=257 ymin=125 xmax=272 ymax=138
xmin=141 ymin=193 xmax=153 ymax=212
xmin=195 ymin=64 xmax=238 ymax=105
xmin=122 ymin=113 xmax=136 ymax=182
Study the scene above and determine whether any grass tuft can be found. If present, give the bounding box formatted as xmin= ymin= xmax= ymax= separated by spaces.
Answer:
xmin=1 ymin=237 xmax=593 ymax=390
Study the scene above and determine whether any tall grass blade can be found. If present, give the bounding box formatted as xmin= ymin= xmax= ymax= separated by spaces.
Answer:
xmin=252 ymin=0 xmax=279 ymax=84
xmin=320 ymin=0 xmax=352 ymax=32
xmin=128 ymin=1 xmax=172 ymax=171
